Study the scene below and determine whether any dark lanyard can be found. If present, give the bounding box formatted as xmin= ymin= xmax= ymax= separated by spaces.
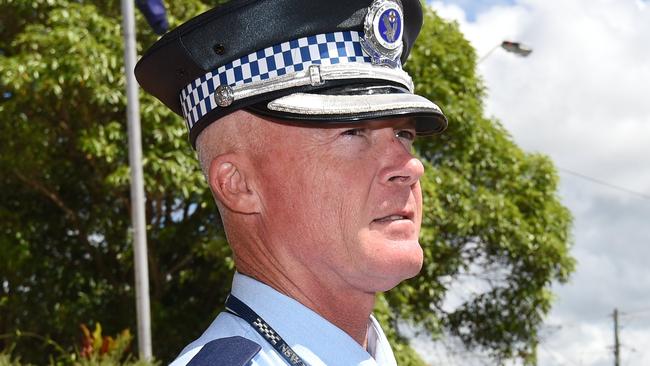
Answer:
xmin=225 ymin=294 xmax=308 ymax=366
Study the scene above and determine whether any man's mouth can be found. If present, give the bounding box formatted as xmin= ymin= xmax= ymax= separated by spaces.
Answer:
xmin=373 ymin=214 xmax=411 ymax=223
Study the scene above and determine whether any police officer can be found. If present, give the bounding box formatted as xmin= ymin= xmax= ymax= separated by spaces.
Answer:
xmin=135 ymin=0 xmax=447 ymax=364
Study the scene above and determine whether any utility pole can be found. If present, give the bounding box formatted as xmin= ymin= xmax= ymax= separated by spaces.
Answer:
xmin=613 ymin=308 xmax=620 ymax=366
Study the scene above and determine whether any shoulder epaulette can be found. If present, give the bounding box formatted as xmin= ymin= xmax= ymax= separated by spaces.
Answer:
xmin=187 ymin=336 xmax=261 ymax=366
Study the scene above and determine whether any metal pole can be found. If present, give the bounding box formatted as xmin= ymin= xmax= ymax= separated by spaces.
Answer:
xmin=479 ymin=41 xmax=533 ymax=64
xmin=120 ymin=0 xmax=153 ymax=360
xmin=478 ymin=44 xmax=500 ymax=64
xmin=613 ymin=308 xmax=620 ymax=366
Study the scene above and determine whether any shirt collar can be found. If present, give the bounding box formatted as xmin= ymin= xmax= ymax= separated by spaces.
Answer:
xmin=231 ymin=272 xmax=397 ymax=366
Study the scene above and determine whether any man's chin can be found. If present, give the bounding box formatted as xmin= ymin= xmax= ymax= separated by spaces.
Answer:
xmin=371 ymin=267 xmax=422 ymax=292
xmin=367 ymin=241 xmax=424 ymax=291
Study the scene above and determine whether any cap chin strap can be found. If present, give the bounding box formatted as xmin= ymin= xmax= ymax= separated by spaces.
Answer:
xmin=226 ymin=62 xmax=413 ymax=106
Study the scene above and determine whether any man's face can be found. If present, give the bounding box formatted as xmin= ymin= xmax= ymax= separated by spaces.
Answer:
xmin=252 ymin=116 xmax=424 ymax=293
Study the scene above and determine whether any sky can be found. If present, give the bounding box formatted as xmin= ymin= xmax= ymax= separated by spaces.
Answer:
xmin=414 ymin=0 xmax=650 ymax=365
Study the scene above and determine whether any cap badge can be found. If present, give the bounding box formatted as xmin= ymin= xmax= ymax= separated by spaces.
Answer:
xmin=361 ymin=0 xmax=404 ymax=68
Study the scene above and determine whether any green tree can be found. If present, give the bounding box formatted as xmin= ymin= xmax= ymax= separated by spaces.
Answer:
xmin=0 ymin=1 xmax=574 ymax=364
xmin=387 ymin=8 xmax=574 ymax=364
xmin=0 ymin=0 xmax=227 ymax=362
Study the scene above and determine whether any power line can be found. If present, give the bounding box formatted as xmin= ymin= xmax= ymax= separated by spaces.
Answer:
xmin=620 ymin=306 xmax=650 ymax=317
xmin=539 ymin=342 xmax=581 ymax=366
xmin=558 ymin=167 xmax=650 ymax=201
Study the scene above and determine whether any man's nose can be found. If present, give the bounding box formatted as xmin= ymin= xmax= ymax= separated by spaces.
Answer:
xmin=375 ymin=130 xmax=424 ymax=187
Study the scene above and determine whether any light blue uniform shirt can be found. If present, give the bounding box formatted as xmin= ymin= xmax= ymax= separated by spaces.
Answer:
xmin=170 ymin=272 xmax=398 ymax=366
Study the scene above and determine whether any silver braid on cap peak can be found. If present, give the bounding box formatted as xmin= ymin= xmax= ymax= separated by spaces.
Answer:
xmin=179 ymin=30 xmax=413 ymax=131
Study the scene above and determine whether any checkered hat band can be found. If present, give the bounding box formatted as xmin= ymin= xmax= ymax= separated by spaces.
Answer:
xmin=180 ymin=30 xmax=374 ymax=130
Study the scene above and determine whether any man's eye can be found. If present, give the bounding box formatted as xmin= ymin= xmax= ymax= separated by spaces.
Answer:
xmin=395 ymin=129 xmax=416 ymax=141
xmin=342 ymin=128 xmax=365 ymax=137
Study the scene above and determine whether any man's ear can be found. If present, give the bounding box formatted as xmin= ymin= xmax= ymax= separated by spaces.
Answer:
xmin=207 ymin=154 xmax=261 ymax=214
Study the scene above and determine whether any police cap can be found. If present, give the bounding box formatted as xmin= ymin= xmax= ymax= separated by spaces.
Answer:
xmin=135 ymin=0 xmax=447 ymax=147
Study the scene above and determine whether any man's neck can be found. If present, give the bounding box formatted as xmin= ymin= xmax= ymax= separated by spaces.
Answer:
xmin=238 ymin=265 xmax=375 ymax=347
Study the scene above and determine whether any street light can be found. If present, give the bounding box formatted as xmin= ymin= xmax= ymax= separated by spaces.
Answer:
xmin=479 ymin=40 xmax=533 ymax=63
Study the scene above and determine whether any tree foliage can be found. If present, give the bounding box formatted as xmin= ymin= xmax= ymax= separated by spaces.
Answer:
xmin=0 ymin=1 xmax=574 ymax=364
xmin=390 ymin=9 xmax=574 ymax=363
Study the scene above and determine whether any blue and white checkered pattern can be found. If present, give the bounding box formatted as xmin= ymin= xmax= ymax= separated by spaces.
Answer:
xmin=180 ymin=30 xmax=373 ymax=130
